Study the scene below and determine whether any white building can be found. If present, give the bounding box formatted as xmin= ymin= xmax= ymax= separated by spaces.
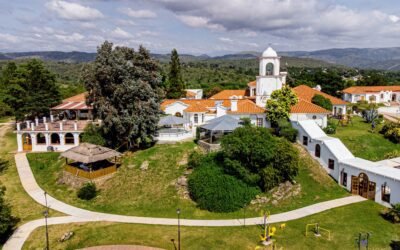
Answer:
xmin=293 ymin=120 xmax=399 ymax=206
xmin=343 ymin=86 xmax=400 ymax=103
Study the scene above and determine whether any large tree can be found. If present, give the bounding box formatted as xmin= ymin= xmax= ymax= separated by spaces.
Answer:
xmin=265 ymin=86 xmax=298 ymax=126
xmin=2 ymin=60 xmax=61 ymax=121
xmin=166 ymin=49 xmax=185 ymax=99
xmin=83 ymin=41 xmax=163 ymax=148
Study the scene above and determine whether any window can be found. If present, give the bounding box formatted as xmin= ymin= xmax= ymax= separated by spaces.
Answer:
xmin=341 ymin=172 xmax=347 ymax=187
xmin=50 ymin=133 xmax=60 ymax=144
xmin=65 ymin=133 xmax=74 ymax=144
xmin=382 ymin=183 xmax=391 ymax=203
xmin=328 ymin=159 xmax=334 ymax=170
xmin=265 ymin=63 xmax=274 ymax=76
xmin=37 ymin=133 xmax=46 ymax=144
xmin=252 ymin=88 xmax=256 ymax=96
xmin=380 ymin=93 xmax=384 ymax=99
xmin=302 ymin=136 xmax=308 ymax=146
xmin=175 ymin=112 xmax=182 ymax=117
xmin=194 ymin=114 xmax=198 ymax=124
xmin=315 ymin=144 xmax=321 ymax=158
xmin=312 ymin=115 xmax=317 ymax=120
xmin=257 ymin=118 xmax=263 ymax=127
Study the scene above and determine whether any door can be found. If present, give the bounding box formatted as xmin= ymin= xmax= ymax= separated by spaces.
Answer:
xmin=303 ymin=136 xmax=308 ymax=146
xmin=351 ymin=176 xmax=359 ymax=195
xmin=22 ymin=133 xmax=32 ymax=151
xmin=358 ymin=173 xmax=369 ymax=198
xmin=368 ymin=182 xmax=376 ymax=200
xmin=392 ymin=94 xmax=397 ymax=102
xmin=315 ymin=144 xmax=321 ymax=158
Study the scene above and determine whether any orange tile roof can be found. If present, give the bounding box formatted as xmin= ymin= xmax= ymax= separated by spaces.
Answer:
xmin=229 ymin=99 xmax=265 ymax=114
xmin=161 ymin=99 xmax=264 ymax=114
xmin=247 ymin=81 xmax=256 ymax=87
xmin=290 ymin=99 xmax=330 ymax=114
xmin=343 ymin=86 xmax=400 ymax=94
xmin=209 ymin=90 xmax=247 ymax=99
xmin=186 ymin=90 xmax=197 ymax=98
xmin=293 ymin=85 xmax=347 ymax=105
xmin=64 ymin=92 xmax=87 ymax=102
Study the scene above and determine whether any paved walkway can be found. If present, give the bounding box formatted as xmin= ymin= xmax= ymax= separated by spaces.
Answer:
xmin=3 ymin=153 xmax=366 ymax=250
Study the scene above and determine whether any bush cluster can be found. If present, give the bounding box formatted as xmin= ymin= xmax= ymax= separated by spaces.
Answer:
xmin=77 ymin=182 xmax=97 ymax=200
xmin=188 ymin=163 xmax=259 ymax=212
xmin=0 ymin=159 xmax=9 ymax=173
xmin=380 ymin=122 xmax=400 ymax=143
xmin=274 ymin=119 xmax=298 ymax=142
xmin=382 ymin=203 xmax=400 ymax=223
xmin=323 ymin=120 xmax=337 ymax=134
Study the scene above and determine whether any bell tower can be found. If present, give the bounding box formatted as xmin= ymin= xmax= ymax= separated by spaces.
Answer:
xmin=255 ymin=46 xmax=287 ymax=107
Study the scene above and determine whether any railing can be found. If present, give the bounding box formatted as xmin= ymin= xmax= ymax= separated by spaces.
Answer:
xmin=64 ymin=165 xmax=117 ymax=180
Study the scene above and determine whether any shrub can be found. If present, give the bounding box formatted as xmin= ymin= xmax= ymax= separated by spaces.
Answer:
xmin=311 ymin=94 xmax=332 ymax=111
xmin=188 ymin=164 xmax=259 ymax=212
xmin=382 ymin=203 xmax=400 ymax=223
xmin=324 ymin=125 xmax=336 ymax=134
xmin=385 ymin=128 xmax=400 ymax=143
xmin=384 ymin=150 xmax=400 ymax=159
xmin=81 ymin=124 xmax=106 ymax=146
xmin=279 ymin=127 xmax=298 ymax=142
xmin=77 ymin=182 xmax=97 ymax=200
xmin=0 ymin=159 xmax=8 ymax=173
xmin=0 ymin=185 xmax=19 ymax=243
xmin=380 ymin=122 xmax=398 ymax=135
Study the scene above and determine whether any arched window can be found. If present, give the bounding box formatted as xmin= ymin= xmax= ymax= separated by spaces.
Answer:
xmin=194 ymin=114 xmax=198 ymax=124
xmin=175 ymin=112 xmax=182 ymax=117
xmin=51 ymin=133 xmax=60 ymax=144
xmin=382 ymin=183 xmax=391 ymax=203
xmin=65 ymin=133 xmax=74 ymax=144
xmin=37 ymin=133 xmax=46 ymax=144
xmin=266 ymin=63 xmax=274 ymax=76
xmin=315 ymin=144 xmax=321 ymax=158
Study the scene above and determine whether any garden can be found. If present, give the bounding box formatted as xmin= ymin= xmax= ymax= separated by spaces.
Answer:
xmin=28 ymin=125 xmax=348 ymax=219
xmin=22 ymin=201 xmax=400 ymax=250
xmin=331 ymin=116 xmax=400 ymax=161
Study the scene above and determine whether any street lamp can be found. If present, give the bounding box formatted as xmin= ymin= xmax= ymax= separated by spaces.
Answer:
xmin=176 ymin=208 xmax=181 ymax=250
xmin=44 ymin=192 xmax=50 ymax=250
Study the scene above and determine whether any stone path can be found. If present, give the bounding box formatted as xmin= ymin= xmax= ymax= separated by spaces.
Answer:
xmin=80 ymin=245 xmax=165 ymax=250
xmin=3 ymin=153 xmax=366 ymax=250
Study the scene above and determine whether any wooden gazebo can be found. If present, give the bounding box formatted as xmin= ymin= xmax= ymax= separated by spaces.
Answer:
xmin=61 ymin=143 xmax=121 ymax=180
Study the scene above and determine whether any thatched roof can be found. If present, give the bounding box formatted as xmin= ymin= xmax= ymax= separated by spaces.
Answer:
xmin=61 ymin=143 xmax=121 ymax=164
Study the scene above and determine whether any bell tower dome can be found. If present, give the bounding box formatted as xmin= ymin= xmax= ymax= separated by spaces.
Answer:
xmin=255 ymin=46 xmax=287 ymax=107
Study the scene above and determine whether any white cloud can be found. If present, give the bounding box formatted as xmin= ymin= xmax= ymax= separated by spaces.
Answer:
xmin=46 ymin=0 xmax=104 ymax=21
xmin=219 ymin=37 xmax=233 ymax=43
xmin=120 ymin=8 xmax=157 ymax=18
xmin=111 ymin=27 xmax=133 ymax=38
xmin=54 ymin=32 xmax=84 ymax=42
xmin=0 ymin=33 xmax=18 ymax=43
xmin=177 ymin=15 xmax=224 ymax=30
xmin=389 ymin=15 xmax=400 ymax=23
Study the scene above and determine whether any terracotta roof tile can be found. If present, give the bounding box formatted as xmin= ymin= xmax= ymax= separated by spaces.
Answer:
xmin=343 ymin=86 xmax=400 ymax=94
xmin=293 ymin=85 xmax=347 ymax=105
xmin=210 ymin=90 xmax=247 ymax=99
xmin=290 ymin=99 xmax=330 ymax=114
xmin=247 ymin=81 xmax=256 ymax=87
xmin=229 ymin=99 xmax=265 ymax=114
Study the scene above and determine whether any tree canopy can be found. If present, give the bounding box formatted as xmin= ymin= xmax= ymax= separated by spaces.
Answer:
xmin=266 ymin=86 xmax=298 ymax=126
xmin=83 ymin=41 xmax=163 ymax=149
xmin=165 ymin=49 xmax=186 ymax=99
xmin=311 ymin=94 xmax=333 ymax=111
xmin=1 ymin=60 xmax=61 ymax=121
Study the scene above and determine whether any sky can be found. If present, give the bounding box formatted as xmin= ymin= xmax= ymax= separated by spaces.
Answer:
xmin=0 ymin=0 xmax=399 ymax=55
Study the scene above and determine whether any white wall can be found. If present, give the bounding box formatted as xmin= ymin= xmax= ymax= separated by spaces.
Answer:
xmin=290 ymin=113 xmax=328 ymax=128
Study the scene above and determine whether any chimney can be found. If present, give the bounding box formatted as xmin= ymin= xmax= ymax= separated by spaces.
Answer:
xmin=231 ymin=99 xmax=238 ymax=112
xmin=17 ymin=123 xmax=21 ymax=131
xmin=59 ymin=122 xmax=63 ymax=131
xmin=314 ymin=85 xmax=322 ymax=91
xmin=26 ymin=121 xmax=30 ymax=129
xmin=50 ymin=115 xmax=54 ymax=122
xmin=45 ymin=123 xmax=49 ymax=131
xmin=74 ymin=121 xmax=78 ymax=131
xmin=35 ymin=117 xmax=39 ymax=126
xmin=31 ymin=123 xmax=35 ymax=131
xmin=43 ymin=117 xmax=47 ymax=123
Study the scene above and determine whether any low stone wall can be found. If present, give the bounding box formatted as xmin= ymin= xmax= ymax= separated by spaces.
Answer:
xmin=59 ymin=171 xmax=115 ymax=188
xmin=198 ymin=140 xmax=221 ymax=152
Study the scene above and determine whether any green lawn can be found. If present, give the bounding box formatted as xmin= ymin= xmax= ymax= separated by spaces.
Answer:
xmin=23 ymin=201 xmax=400 ymax=250
xmin=331 ymin=116 xmax=400 ymax=161
xmin=0 ymin=125 xmax=63 ymax=227
xmin=27 ymin=141 xmax=348 ymax=219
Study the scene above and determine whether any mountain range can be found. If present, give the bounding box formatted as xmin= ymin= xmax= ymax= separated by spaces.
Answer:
xmin=1 ymin=47 xmax=400 ymax=70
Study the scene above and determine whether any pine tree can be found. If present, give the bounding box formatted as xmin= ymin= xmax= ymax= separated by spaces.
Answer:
xmin=83 ymin=41 xmax=163 ymax=149
xmin=166 ymin=49 xmax=185 ymax=99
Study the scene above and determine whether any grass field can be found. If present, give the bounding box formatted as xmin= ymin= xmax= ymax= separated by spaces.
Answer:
xmin=27 ymin=141 xmax=348 ymax=219
xmin=331 ymin=116 xmax=400 ymax=161
xmin=23 ymin=201 xmax=400 ymax=250
xmin=0 ymin=125 xmax=63 ymax=226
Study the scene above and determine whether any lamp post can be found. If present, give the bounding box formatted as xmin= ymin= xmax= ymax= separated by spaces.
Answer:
xmin=44 ymin=191 xmax=50 ymax=250
xmin=176 ymin=208 xmax=181 ymax=250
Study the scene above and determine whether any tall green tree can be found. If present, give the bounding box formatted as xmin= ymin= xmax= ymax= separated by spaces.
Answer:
xmin=83 ymin=41 xmax=163 ymax=148
xmin=2 ymin=60 xmax=61 ymax=121
xmin=166 ymin=49 xmax=185 ymax=99
xmin=311 ymin=94 xmax=332 ymax=111
xmin=266 ymin=86 xmax=298 ymax=126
